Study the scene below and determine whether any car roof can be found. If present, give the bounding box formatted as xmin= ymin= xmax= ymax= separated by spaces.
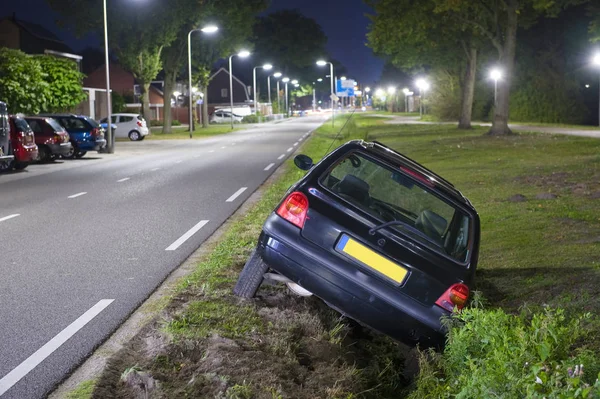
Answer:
xmin=112 ymin=113 xmax=139 ymax=116
xmin=39 ymin=113 xmax=90 ymax=119
xmin=339 ymin=140 xmax=474 ymax=209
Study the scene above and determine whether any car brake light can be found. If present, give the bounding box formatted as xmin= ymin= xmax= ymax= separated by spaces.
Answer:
xmin=137 ymin=121 xmax=142 ymax=127
xmin=54 ymin=134 xmax=62 ymax=144
xmin=17 ymin=131 xmax=25 ymax=144
xmin=276 ymin=192 xmax=309 ymax=228
xmin=400 ymin=166 xmax=434 ymax=187
xmin=435 ymin=283 xmax=469 ymax=312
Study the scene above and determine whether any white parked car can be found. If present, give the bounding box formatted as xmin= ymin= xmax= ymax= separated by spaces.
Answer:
xmin=101 ymin=113 xmax=149 ymax=141
xmin=210 ymin=110 xmax=244 ymax=124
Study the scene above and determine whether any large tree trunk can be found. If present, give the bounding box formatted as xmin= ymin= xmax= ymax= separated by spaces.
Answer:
xmin=202 ymin=85 xmax=209 ymax=128
xmin=488 ymin=4 xmax=518 ymax=136
xmin=458 ymin=47 xmax=477 ymax=129
xmin=162 ymin=71 xmax=176 ymax=134
xmin=141 ymin=82 xmax=152 ymax=125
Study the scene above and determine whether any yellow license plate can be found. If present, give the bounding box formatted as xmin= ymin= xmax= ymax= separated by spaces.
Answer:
xmin=336 ymin=234 xmax=408 ymax=283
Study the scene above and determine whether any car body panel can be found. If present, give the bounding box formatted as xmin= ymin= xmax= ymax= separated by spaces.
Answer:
xmin=100 ymin=114 xmax=148 ymax=139
xmin=210 ymin=110 xmax=243 ymax=124
xmin=9 ymin=116 xmax=38 ymax=164
xmin=251 ymin=140 xmax=480 ymax=347
xmin=24 ymin=117 xmax=73 ymax=157
xmin=40 ymin=114 xmax=107 ymax=152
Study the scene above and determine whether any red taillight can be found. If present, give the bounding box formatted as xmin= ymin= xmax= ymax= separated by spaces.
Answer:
xmin=400 ymin=166 xmax=434 ymax=187
xmin=137 ymin=120 xmax=142 ymax=127
xmin=17 ymin=131 xmax=25 ymax=144
xmin=54 ymin=134 xmax=62 ymax=144
xmin=91 ymin=128 xmax=103 ymax=137
xmin=435 ymin=283 xmax=470 ymax=312
xmin=276 ymin=192 xmax=309 ymax=228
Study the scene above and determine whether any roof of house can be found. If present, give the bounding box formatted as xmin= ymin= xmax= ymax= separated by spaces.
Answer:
xmin=2 ymin=16 xmax=75 ymax=54
xmin=209 ymin=67 xmax=250 ymax=101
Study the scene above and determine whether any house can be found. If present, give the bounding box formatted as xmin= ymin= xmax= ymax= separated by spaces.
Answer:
xmin=206 ymin=67 xmax=252 ymax=113
xmin=0 ymin=14 xmax=82 ymax=65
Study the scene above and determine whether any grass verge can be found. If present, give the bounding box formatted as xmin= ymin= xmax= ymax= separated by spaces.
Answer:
xmin=87 ymin=113 xmax=599 ymax=398
xmin=146 ymin=125 xmax=241 ymax=140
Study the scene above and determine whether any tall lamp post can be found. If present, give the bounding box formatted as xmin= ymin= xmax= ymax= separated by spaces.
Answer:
xmin=188 ymin=25 xmax=218 ymax=137
xmin=415 ymin=78 xmax=430 ymax=117
xmin=228 ymin=50 xmax=251 ymax=129
xmin=364 ymin=87 xmax=371 ymax=106
xmin=253 ymin=63 xmax=272 ymax=116
xmin=490 ymin=68 xmax=502 ymax=107
xmin=271 ymin=72 xmax=282 ymax=114
xmin=316 ymin=60 xmax=335 ymax=127
xmin=594 ymin=54 xmax=600 ymax=127
xmin=102 ymin=0 xmax=114 ymax=153
xmin=402 ymin=88 xmax=410 ymax=112
xmin=282 ymin=77 xmax=290 ymax=116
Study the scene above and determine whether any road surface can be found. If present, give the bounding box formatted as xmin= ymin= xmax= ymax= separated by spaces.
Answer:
xmin=0 ymin=115 xmax=326 ymax=398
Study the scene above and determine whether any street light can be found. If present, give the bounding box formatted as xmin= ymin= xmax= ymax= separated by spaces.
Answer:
xmin=102 ymin=0 xmax=114 ymax=153
xmin=317 ymin=59 xmax=335 ymax=126
xmin=340 ymin=76 xmax=347 ymax=81
xmin=317 ymin=78 xmax=323 ymax=82
xmin=387 ymin=86 xmax=396 ymax=94
xmin=272 ymin=72 xmax=282 ymax=115
xmin=415 ymin=78 xmax=430 ymax=117
xmin=253 ymin=63 xmax=273 ymax=117
xmin=229 ymin=49 xmax=251 ymax=129
xmin=489 ymin=68 xmax=502 ymax=107
xmin=402 ymin=87 xmax=411 ymax=112
xmin=592 ymin=53 xmax=600 ymax=126
xmin=188 ymin=25 xmax=219 ymax=137
xmin=268 ymin=71 xmax=281 ymax=115
xmin=291 ymin=79 xmax=298 ymax=85
xmin=282 ymin=77 xmax=290 ymax=116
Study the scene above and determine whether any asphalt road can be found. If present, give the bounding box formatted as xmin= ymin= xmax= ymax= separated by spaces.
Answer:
xmin=0 ymin=115 xmax=327 ymax=399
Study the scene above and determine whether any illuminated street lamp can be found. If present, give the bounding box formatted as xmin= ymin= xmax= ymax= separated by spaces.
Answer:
xmin=415 ymin=78 xmax=430 ymax=117
xmin=188 ymin=25 xmax=219 ymax=136
xmin=291 ymin=79 xmax=298 ymax=85
xmin=489 ymin=68 xmax=503 ymax=107
xmin=317 ymin=59 xmax=335 ymax=126
xmin=253 ymin=63 xmax=273 ymax=117
xmin=282 ymin=77 xmax=290 ymax=116
xmin=387 ymin=86 xmax=396 ymax=94
xmin=271 ymin=72 xmax=282 ymax=114
xmin=402 ymin=87 xmax=413 ymax=112
xmin=228 ymin=50 xmax=251 ymax=129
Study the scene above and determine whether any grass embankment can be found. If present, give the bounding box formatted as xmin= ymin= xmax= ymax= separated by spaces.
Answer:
xmin=84 ymin=114 xmax=599 ymax=398
xmin=147 ymin=125 xmax=240 ymax=140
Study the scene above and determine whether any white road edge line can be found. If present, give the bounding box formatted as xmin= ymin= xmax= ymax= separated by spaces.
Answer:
xmin=67 ymin=192 xmax=87 ymax=199
xmin=293 ymin=142 xmax=299 ymax=146
xmin=175 ymin=160 xmax=183 ymax=164
xmin=277 ymin=154 xmax=285 ymax=160
xmin=226 ymin=187 xmax=248 ymax=203
xmin=286 ymin=147 xmax=293 ymax=152
xmin=0 ymin=214 xmax=20 ymax=223
xmin=209 ymin=150 xmax=215 ymax=153
xmin=151 ymin=167 xmax=161 ymax=171
xmin=165 ymin=220 xmax=209 ymax=251
xmin=264 ymin=163 xmax=275 ymax=171
xmin=0 ymin=299 xmax=114 ymax=396
xmin=117 ymin=177 xmax=130 ymax=183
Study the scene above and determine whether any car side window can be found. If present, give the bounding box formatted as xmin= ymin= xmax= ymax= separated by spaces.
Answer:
xmin=120 ymin=116 xmax=134 ymax=122
xmin=27 ymin=120 xmax=42 ymax=133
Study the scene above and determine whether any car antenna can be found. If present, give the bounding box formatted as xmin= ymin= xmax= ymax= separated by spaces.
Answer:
xmin=323 ymin=108 xmax=357 ymax=156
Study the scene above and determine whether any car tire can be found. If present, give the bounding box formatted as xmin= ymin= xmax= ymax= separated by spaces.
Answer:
xmin=14 ymin=162 xmax=28 ymax=170
xmin=38 ymin=145 xmax=52 ymax=163
xmin=75 ymin=151 xmax=87 ymax=159
xmin=233 ymin=249 xmax=269 ymax=298
xmin=128 ymin=130 xmax=141 ymax=141
xmin=139 ymin=135 xmax=145 ymax=141
xmin=63 ymin=145 xmax=76 ymax=159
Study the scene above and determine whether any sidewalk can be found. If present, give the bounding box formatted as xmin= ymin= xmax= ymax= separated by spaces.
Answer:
xmin=376 ymin=115 xmax=600 ymax=139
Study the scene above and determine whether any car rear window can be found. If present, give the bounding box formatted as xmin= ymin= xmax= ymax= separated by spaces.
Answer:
xmin=321 ymin=152 xmax=472 ymax=262
xmin=46 ymin=118 xmax=65 ymax=132
xmin=13 ymin=117 xmax=32 ymax=132
xmin=26 ymin=119 xmax=42 ymax=133
xmin=57 ymin=117 xmax=89 ymax=131
xmin=84 ymin=117 xmax=99 ymax=128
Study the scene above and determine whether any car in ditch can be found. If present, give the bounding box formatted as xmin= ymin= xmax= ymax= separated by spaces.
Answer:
xmin=233 ymin=139 xmax=480 ymax=348
xmin=0 ymin=101 xmax=13 ymax=167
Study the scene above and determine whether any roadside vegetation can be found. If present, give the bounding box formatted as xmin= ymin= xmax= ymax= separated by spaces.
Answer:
xmin=86 ymin=114 xmax=599 ymax=398
xmin=143 ymin=125 xmax=240 ymax=140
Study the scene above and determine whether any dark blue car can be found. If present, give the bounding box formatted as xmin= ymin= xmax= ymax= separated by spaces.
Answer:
xmin=40 ymin=114 xmax=107 ymax=158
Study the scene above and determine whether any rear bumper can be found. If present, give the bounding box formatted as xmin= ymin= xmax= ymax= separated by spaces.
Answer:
xmin=258 ymin=214 xmax=448 ymax=348
xmin=14 ymin=145 xmax=38 ymax=163
xmin=75 ymin=139 xmax=106 ymax=152
xmin=47 ymin=142 xmax=73 ymax=156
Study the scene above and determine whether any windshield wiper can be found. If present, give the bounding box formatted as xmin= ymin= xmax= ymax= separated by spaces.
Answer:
xmin=369 ymin=220 xmax=442 ymax=248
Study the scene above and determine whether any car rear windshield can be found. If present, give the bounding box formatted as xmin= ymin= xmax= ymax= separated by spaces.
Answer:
xmin=321 ymin=152 xmax=472 ymax=263
xmin=85 ymin=117 xmax=99 ymax=128
xmin=14 ymin=117 xmax=32 ymax=132
xmin=46 ymin=118 xmax=65 ymax=132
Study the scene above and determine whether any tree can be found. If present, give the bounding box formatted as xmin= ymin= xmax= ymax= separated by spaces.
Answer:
xmin=366 ymin=0 xmax=482 ymax=129
xmin=252 ymin=10 xmax=329 ymax=84
xmin=35 ymin=55 xmax=87 ymax=113
xmin=433 ymin=0 xmax=588 ymax=135
xmin=0 ymin=49 xmax=48 ymax=114
xmin=159 ymin=0 xmax=268 ymax=133
xmin=47 ymin=0 xmax=187 ymax=123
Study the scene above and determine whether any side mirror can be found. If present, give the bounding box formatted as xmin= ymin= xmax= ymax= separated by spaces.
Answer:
xmin=294 ymin=154 xmax=313 ymax=171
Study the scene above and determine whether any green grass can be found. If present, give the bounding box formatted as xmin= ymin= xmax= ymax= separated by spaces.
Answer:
xmin=65 ymin=379 xmax=96 ymax=399
xmin=145 ymin=125 xmax=241 ymax=140
xmin=366 ymin=110 xmax=420 ymax=117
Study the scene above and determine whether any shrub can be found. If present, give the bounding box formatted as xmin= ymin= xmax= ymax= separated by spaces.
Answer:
xmin=150 ymin=120 xmax=162 ymax=127
xmin=172 ymin=120 xmax=181 ymax=126
xmin=242 ymin=114 xmax=258 ymax=123
xmin=409 ymin=306 xmax=600 ymax=399
xmin=427 ymin=69 xmax=461 ymax=121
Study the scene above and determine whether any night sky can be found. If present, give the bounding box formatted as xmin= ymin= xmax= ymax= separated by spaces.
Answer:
xmin=1 ymin=0 xmax=383 ymax=86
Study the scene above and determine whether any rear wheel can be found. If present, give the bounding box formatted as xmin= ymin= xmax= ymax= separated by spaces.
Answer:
xmin=128 ymin=130 xmax=141 ymax=141
xmin=75 ymin=151 xmax=87 ymax=159
xmin=233 ymin=249 xmax=269 ymax=298
xmin=38 ymin=145 xmax=51 ymax=163
xmin=63 ymin=145 xmax=76 ymax=159
xmin=14 ymin=162 xmax=28 ymax=170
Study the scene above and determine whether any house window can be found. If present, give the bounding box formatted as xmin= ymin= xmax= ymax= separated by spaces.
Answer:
xmin=221 ymin=88 xmax=228 ymax=98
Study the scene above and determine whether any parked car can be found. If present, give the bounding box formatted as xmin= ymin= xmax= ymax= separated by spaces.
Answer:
xmin=40 ymin=114 xmax=106 ymax=158
xmin=210 ymin=110 xmax=243 ymax=124
xmin=24 ymin=116 xmax=72 ymax=162
xmin=233 ymin=140 xmax=480 ymax=348
xmin=0 ymin=115 xmax=39 ymax=171
xmin=100 ymin=113 xmax=148 ymax=141
xmin=0 ymin=101 xmax=13 ymax=167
